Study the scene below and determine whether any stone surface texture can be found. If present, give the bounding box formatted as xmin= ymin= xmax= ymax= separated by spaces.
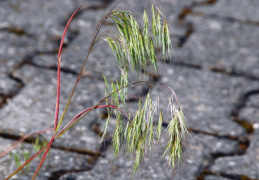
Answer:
xmin=0 ymin=0 xmax=259 ymax=180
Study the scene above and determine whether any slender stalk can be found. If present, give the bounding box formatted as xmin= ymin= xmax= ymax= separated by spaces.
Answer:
xmin=32 ymin=136 xmax=55 ymax=180
xmin=55 ymin=78 xmax=79 ymax=132
xmin=54 ymin=56 xmax=61 ymax=132
xmin=55 ymin=104 xmax=118 ymax=139
xmin=56 ymin=1 xmax=121 ymax=133
xmin=55 ymin=5 xmax=85 ymax=132
xmin=5 ymin=144 xmax=48 ymax=180
xmin=34 ymin=5 xmax=85 ymax=179
xmin=0 ymin=128 xmax=53 ymax=158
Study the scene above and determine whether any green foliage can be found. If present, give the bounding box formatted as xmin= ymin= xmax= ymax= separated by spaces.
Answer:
xmin=106 ymin=5 xmax=172 ymax=75
xmin=33 ymin=136 xmax=49 ymax=158
xmin=9 ymin=135 xmax=49 ymax=173
xmin=12 ymin=153 xmax=21 ymax=168
xmin=9 ymin=145 xmax=31 ymax=173
xmin=164 ymin=108 xmax=188 ymax=168
xmin=102 ymin=4 xmax=188 ymax=173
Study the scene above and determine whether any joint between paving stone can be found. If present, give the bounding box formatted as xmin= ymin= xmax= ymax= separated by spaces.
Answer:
xmin=0 ymin=73 xmax=25 ymax=108
xmin=197 ymin=170 xmax=259 ymax=180
xmin=0 ymin=128 xmax=106 ymax=158
xmin=0 ymin=26 xmax=35 ymax=37
xmin=175 ymin=0 xmax=219 ymax=48
xmin=163 ymin=61 xmax=259 ymax=82
xmin=188 ymin=10 xmax=259 ymax=27
xmin=196 ymin=89 xmax=259 ymax=179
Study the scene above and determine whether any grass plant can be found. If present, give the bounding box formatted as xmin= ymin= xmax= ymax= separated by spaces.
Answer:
xmin=2 ymin=1 xmax=189 ymax=179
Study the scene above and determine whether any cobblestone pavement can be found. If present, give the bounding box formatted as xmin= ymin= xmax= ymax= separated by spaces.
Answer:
xmin=0 ymin=0 xmax=259 ymax=179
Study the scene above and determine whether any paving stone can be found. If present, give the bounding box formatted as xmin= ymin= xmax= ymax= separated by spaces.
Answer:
xmin=174 ymin=15 xmax=259 ymax=78
xmin=0 ymin=31 xmax=46 ymax=74
xmin=0 ymin=65 xmax=107 ymax=152
xmin=58 ymin=133 xmax=237 ymax=180
xmin=0 ymin=137 xmax=92 ymax=180
xmin=209 ymin=129 xmax=259 ymax=179
xmin=193 ymin=0 xmax=259 ymax=22
xmin=151 ymin=63 xmax=259 ymax=136
xmin=173 ymin=134 xmax=238 ymax=180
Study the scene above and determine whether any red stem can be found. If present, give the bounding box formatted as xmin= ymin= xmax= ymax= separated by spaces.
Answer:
xmin=0 ymin=128 xmax=53 ymax=158
xmin=54 ymin=4 xmax=85 ymax=132
xmin=5 ymin=143 xmax=48 ymax=180
xmin=34 ymin=5 xmax=85 ymax=179
xmin=32 ymin=136 xmax=55 ymax=180
xmin=58 ymin=5 xmax=85 ymax=58
xmin=55 ymin=104 xmax=119 ymax=138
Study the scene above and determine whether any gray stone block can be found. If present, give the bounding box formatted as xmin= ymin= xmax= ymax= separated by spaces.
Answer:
xmin=0 ymin=0 xmax=76 ymax=38
xmin=174 ymin=15 xmax=259 ymax=78
xmin=0 ymin=31 xmax=47 ymax=74
xmin=0 ymin=65 xmax=107 ymax=151
xmin=151 ymin=63 xmax=259 ymax=136
xmin=209 ymin=130 xmax=259 ymax=179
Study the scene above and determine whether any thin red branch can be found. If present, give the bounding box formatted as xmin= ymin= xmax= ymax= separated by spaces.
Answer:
xmin=58 ymin=4 xmax=85 ymax=58
xmin=33 ymin=5 xmax=85 ymax=179
xmin=32 ymin=136 xmax=54 ymax=180
xmin=0 ymin=128 xmax=53 ymax=158
xmin=55 ymin=4 xmax=85 ymax=132
xmin=5 ymin=143 xmax=48 ymax=180
xmin=55 ymin=104 xmax=119 ymax=139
